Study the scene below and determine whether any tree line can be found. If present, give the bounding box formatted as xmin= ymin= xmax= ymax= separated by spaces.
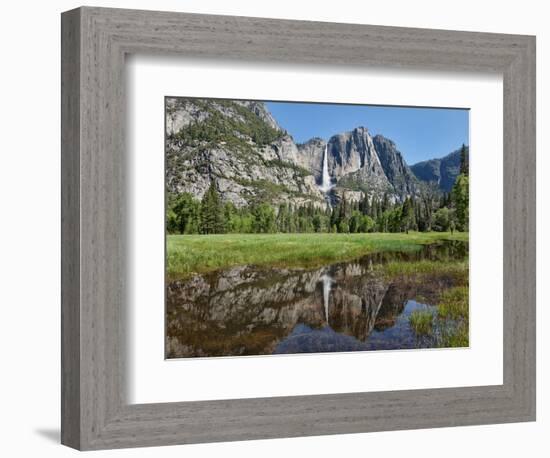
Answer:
xmin=167 ymin=144 xmax=469 ymax=235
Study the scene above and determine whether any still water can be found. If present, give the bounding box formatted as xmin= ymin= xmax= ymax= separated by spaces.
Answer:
xmin=166 ymin=241 xmax=468 ymax=358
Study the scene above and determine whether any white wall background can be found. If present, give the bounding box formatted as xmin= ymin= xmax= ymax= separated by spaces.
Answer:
xmin=0 ymin=1 xmax=546 ymax=456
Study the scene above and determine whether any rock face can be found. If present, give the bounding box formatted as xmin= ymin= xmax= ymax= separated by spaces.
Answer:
xmin=165 ymin=98 xmax=325 ymax=208
xmin=166 ymin=97 xmax=460 ymax=207
xmin=292 ymin=128 xmax=418 ymax=200
xmin=329 ymin=128 xmax=383 ymax=178
xmin=294 ymin=137 xmax=325 ymax=183
xmin=373 ymin=135 xmax=419 ymax=197
xmin=411 ymin=146 xmax=469 ymax=192
xmin=327 ymin=127 xmax=393 ymax=194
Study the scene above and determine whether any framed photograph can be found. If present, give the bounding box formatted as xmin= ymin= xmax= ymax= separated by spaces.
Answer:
xmin=164 ymin=98 xmax=471 ymax=358
xmin=61 ymin=6 xmax=536 ymax=450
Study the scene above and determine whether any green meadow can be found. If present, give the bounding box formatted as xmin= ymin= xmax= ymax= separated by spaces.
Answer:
xmin=166 ymin=231 xmax=468 ymax=279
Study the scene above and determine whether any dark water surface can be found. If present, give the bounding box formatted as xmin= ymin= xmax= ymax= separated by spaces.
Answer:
xmin=166 ymin=240 xmax=468 ymax=358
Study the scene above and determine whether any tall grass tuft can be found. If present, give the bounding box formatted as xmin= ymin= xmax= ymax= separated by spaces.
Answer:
xmin=437 ymin=286 xmax=469 ymax=320
xmin=436 ymin=286 xmax=469 ymax=348
xmin=409 ymin=310 xmax=434 ymax=336
xmin=439 ymin=323 xmax=469 ymax=348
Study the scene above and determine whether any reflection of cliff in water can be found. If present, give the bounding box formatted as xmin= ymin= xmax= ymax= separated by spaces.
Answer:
xmin=166 ymin=241 xmax=467 ymax=358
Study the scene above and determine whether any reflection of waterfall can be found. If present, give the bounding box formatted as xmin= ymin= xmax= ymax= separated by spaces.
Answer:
xmin=321 ymin=274 xmax=333 ymax=323
xmin=166 ymin=240 xmax=468 ymax=357
xmin=319 ymin=144 xmax=333 ymax=192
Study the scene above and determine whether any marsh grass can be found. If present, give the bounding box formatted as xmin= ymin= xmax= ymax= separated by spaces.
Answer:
xmin=439 ymin=323 xmax=469 ymax=348
xmin=435 ymin=286 xmax=469 ymax=348
xmin=404 ymin=281 xmax=469 ymax=348
xmin=409 ymin=310 xmax=434 ymax=336
xmin=379 ymin=260 xmax=469 ymax=283
xmin=167 ymin=231 xmax=468 ymax=279
xmin=406 ymin=286 xmax=470 ymax=348
xmin=438 ymin=286 xmax=469 ymax=320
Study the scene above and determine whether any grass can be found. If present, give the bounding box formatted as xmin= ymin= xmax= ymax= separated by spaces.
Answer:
xmin=409 ymin=310 xmax=434 ymax=336
xmin=439 ymin=323 xmax=469 ymax=348
xmin=379 ymin=259 xmax=469 ymax=283
xmin=437 ymin=286 xmax=469 ymax=320
xmin=166 ymin=231 xmax=468 ymax=279
xmin=436 ymin=286 xmax=469 ymax=348
xmin=408 ymin=286 xmax=469 ymax=347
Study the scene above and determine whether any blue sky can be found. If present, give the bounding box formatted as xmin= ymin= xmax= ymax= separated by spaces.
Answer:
xmin=265 ymin=101 xmax=469 ymax=165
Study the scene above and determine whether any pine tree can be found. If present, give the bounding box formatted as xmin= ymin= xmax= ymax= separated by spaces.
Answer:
xmin=381 ymin=193 xmax=389 ymax=212
xmin=401 ymin=197 xmax=414 ymax=233
xmin=371 ymin=196 xmax=378 ymax=220
xmin=252 ymin=203 xmax=276 ymax=233
xmin=330 ymin=203 xmax=340 ymax=229
xmin=169 ymin=192 xmax=200 ymax=234
xmin=340 ymin=197 xmax=348 ymax=220
xmin=452 ymin=174 xmax=469 ymax=231
xmin=360 ymin=194 xmax=370 ymax=216
xmin=200 ymin=181 xmax=226 ymax=234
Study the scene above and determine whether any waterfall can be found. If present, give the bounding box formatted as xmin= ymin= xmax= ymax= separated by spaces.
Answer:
xmin=319 ymin=144 xmax=333 ymax=192
xmin=321 ymin=274 xmax=333 ymax=323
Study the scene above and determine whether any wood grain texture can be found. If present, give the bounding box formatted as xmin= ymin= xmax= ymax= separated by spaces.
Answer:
xmin=60 ymin=7 xmax=81 ymax=449
xmin=61 ymin=6 xmax=536 ymax=450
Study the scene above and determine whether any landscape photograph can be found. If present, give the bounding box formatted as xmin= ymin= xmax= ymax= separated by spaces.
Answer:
xmin=165 ymin=97 xmax=470 ymax=359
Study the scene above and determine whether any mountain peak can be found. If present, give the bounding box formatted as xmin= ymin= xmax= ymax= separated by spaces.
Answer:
xmin=235 ymin=100 xmax=282 ymax=132
xmin=410 ymin=146 xmax=469 ymax=192
xmin=373 ymin=134 xmax=396 ymax=146
xmin=299 ymin=137 xmax=326 ymax=146
xmin=166 ymin=98 xmax=462 ymax=209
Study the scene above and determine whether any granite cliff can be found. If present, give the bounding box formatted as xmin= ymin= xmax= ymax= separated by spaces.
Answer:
xmin=410 ymin=146 xmax=470 ymax=192
xmin=166 ymin=98 xmax=463 ymax=207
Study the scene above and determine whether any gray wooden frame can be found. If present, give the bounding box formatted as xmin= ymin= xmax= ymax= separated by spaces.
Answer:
xmin=61 ymin=6 xmax=536 ymax=451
